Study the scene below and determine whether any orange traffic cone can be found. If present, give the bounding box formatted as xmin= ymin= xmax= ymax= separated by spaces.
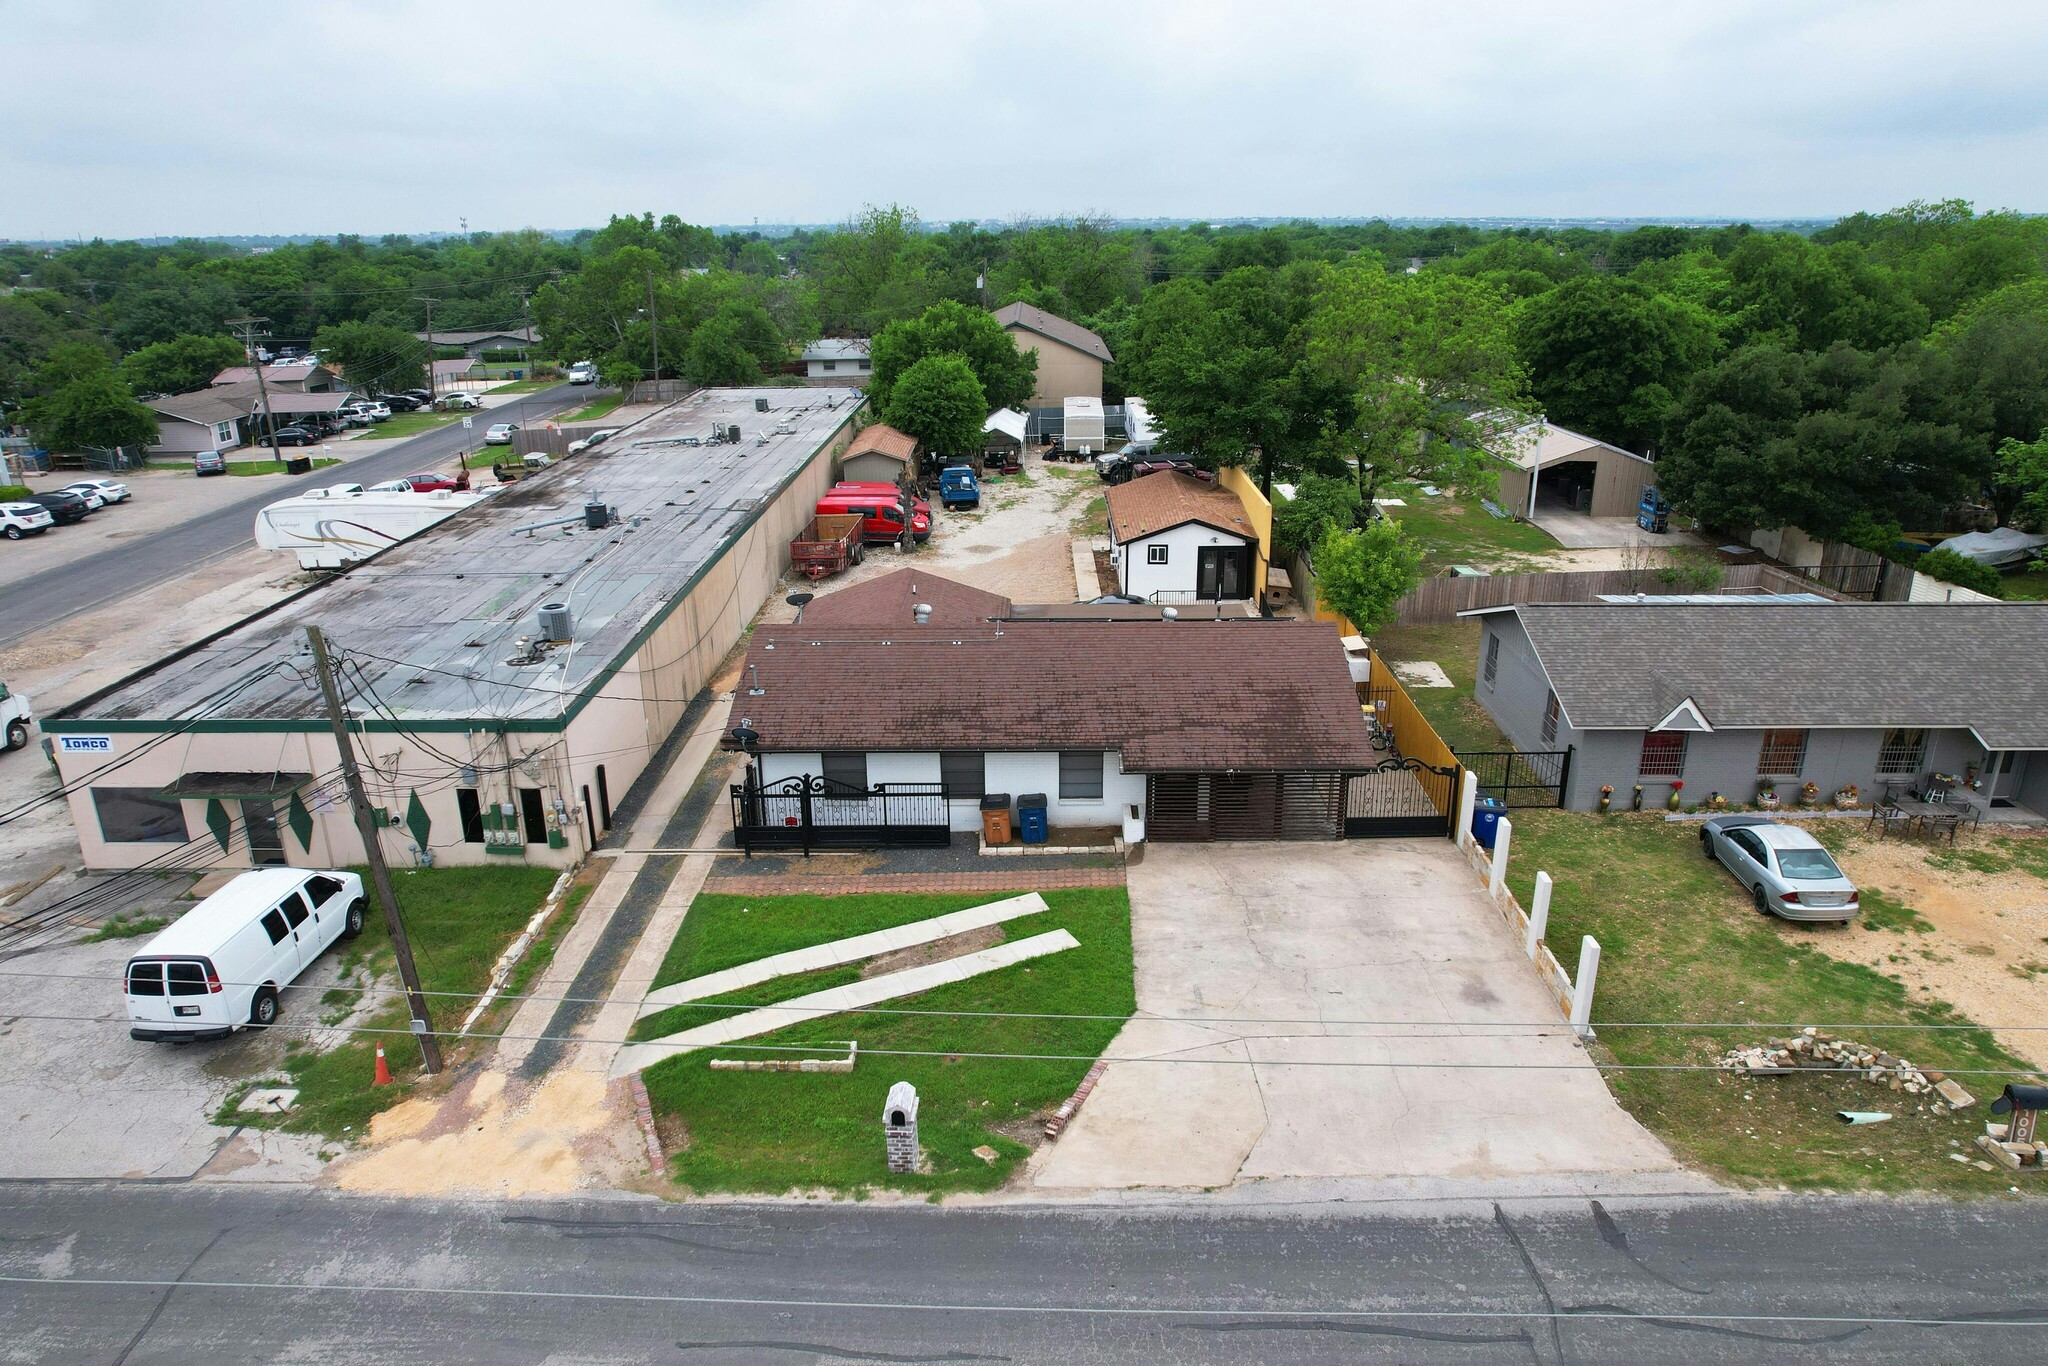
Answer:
xmin=372 ymin=1044 xmax=393 ymax=1087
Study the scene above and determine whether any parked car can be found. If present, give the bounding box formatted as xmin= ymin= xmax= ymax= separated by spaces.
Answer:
xmin=374 ymin=392 xmax=425 ymax=412
xmin=483 ymin=422 xmax=519 ymax=445
xmin=567 ymin=362 xmax=597 ymax=385
xmin=337 ymin=405 xmax=377 ymax=428
xmin=402 ymin=471 xmax=464 ymax=492
xmin=58 ymin=484 xmax=107 ymax=510
xmin=62 ymin=478 xmax=130 ymax=504
xmin=24 ymin=490 xmax=91 ymax=524
xmin=565 ymin=428 xmax=620 ymax=456
xmin=0 ymin=502 xmax=54 ymax=540
xmin=937 ymin=465 xmax=981 ymax=510
xmin=1700 ymin=816 xmax=1862 ymax=922
xmin=262 ymin=426 xmax=320 ymax=447
xmin=438 ymin=392 xmax=482 ymax=411
xmin=1101 ymin=457 xmax=1214 ymax=486
xmin=0 ymin=681 xmax=30 ymax=750
xmin=1087 ymin=594 xmax=1146 ymax=605
xmin=194 ymin=451 xmax=228 ymax=476
xmin=125 ymin=868 xmax=367 ymax=1042
xmin=815 ymin=490 xmax=928 ymax=545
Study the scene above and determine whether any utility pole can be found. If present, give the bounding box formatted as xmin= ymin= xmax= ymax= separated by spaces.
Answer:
xmin=228 ymin=316 xmax=278 ymax=447
xmin=306 ymin=626 xmax=443 ymax=1074
xmin=418 ymin=295 xmax=440 ymax=400
xmin=645 ymin=272 xmax=660 ymax=384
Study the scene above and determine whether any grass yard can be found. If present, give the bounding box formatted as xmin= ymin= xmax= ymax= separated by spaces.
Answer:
xmin=565 ymin=394 xmax=624 ymax=423
xmin=638 ymin=888 xmax=1134 ymax=1197
xmin=222 ymin=863 xmax=562 ymax=1140
xmin=1368 ymin=620 xmax=1511 ymax=754
xmin=225 ymin=458 xmax=343 ymax=476
xmin=1501 ymin=810 xmax=2037 ymax=1194
xmin=2001 ymin=565 xmax=2048 ymax=601
xmin=357 ymin=410 xmax=464 ymax=440
xmin=488 ymin=378 xmax=554 ymax=395
xmin=1386 ymin=482 xmax=1563 ymax=572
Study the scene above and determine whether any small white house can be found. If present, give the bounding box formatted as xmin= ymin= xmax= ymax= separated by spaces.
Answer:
xmin=804 ymin=338 xmax=872 ymax=382
xmin=144 ymin=388 xmax=250 ymax=457
xmin=1105 ymin=472 xmax=1257 ymax=602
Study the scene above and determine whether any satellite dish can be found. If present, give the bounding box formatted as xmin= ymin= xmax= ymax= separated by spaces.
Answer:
xmin=730 ymin=725 xmax=760 ymax=750
xmin=785 ymin=592 xmax=814 ymax=608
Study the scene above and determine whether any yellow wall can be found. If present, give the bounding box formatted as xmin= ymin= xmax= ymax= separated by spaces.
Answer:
xmin=1217 ymin=466 xmax=1272 ymax=601
xmin=1367 ymin=652 xmax=1461 ymax=788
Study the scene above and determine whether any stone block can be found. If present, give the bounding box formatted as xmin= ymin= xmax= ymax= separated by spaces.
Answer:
xmin=1935 ymin=1078 xmax=1976 ymax=1109
xmin=1977 ymin=1135 xmax=2023 ymax=1170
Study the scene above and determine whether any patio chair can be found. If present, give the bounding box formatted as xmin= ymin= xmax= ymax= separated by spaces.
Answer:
xmin=1867 ymin=801 xmax=1916 ymax=842
xmin=1920 ymin=808 xmax=1965 ymax=846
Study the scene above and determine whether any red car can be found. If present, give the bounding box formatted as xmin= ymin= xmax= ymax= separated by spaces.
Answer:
xmin=403 ymin=471 xmax=468 ymax=492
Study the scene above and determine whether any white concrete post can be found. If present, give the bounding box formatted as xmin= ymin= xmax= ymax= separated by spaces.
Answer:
xmin=1570 ymin=936 xmax=1601 ymax=1039
xmin=1455 ymin=769 xmax=1479 ymax=849
xmin=1526 ymin=871 xmax=1552 ymax=959
xmin=1488 ymin=817 xmax=1513 ymax=899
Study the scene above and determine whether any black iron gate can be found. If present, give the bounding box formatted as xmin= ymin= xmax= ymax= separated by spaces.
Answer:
xmin=1454 ymin=746 xmax=1573 ymax=809
xmin=1345 ymin=757 xmax=1461 ymax=838
xmin=732 ymin=772 xmax=950 ymax=854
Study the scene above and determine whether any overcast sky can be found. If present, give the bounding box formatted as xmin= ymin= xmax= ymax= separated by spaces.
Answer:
xmin=5 ymin=0 xmax=2044 ymax=240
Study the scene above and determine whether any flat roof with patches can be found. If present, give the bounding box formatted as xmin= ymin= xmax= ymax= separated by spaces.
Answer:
xmin=55 ymin=388 xmax=864 ymax=733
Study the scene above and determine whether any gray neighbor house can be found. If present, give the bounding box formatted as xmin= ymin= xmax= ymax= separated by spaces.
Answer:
xmin=1465 ymin=600 xmax=2048 ymax=818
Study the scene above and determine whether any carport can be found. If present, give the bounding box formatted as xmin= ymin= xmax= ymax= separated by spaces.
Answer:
xmin=1493 ymin=420 xmax=1657 ymax=520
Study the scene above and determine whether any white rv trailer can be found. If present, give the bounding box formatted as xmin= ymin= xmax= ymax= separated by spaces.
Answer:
xmin=254 ymin=486 xmax=495 ymax=569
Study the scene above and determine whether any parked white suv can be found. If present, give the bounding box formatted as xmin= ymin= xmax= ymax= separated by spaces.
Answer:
xmin=438 ymin=392 xmax=482 ymax=410
xmin=125 ymin=868 xmax=367 ymax=1041
xmin=62 ymin=478 xmax=130 ymax=504
xmin=0 ymin=502 xmax=54 ymax=541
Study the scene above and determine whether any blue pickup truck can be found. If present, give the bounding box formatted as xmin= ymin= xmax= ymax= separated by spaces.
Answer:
xmin=937 ymin=465 xmax=980 ymax=510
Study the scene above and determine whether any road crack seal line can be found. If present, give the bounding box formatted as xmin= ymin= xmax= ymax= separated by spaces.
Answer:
xmin=1588 ymin=1201 xmax=1710 ymax=1296
xmin=109 ymin=1224 xmax=231 ymax=1366
xmin=1560 ymin=1303 xmax=1869 ymax=1345
xmin=1189 ymin=1317 xmax=1534 ymax=1347
xmin=1495 ymin=1203 xmax=1567 ymax=1366
xmin=676 ymin=1344 xmax=1005 ymax=1362
xmin=500 ymin=1214 xmax=773 ymax=1256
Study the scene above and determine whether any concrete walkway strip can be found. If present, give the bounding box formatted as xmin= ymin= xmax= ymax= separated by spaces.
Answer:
xmin=610 ymin=928 xmax=1080 ymax=1078
xmin=633 ymin=892 xmax=1051 ymax=1020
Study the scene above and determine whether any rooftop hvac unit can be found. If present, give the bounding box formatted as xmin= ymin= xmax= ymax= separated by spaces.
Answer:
xmin=538 ymin=602 xmax=574 ymax=642
xmin=583 ymin=498 xmax=610 ymax=530
xmin=755 ymin=397 xmax=769 ymax=412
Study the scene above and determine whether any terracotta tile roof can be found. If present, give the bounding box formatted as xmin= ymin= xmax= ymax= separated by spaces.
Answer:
xmin=799 ymin=568 xmax=1012 ymax=627
xmin=991 ymin=302 xmax=1113 ymax=363
xmin=1105 ymin=472 xmax=1253 ymax=542
xmin=742 ymin=583 xmax=1371 ymax=772
xmin=845 ymin=423 xmax=919 ymax=463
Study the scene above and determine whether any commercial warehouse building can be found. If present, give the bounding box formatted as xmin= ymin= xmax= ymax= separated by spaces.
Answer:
xmin=47 ymin=388 xmax=865 ymax=871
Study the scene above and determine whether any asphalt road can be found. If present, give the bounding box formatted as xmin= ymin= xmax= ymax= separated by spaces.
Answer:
xmin=0 ymin=1185 xmax=2042 ymax=1363
xmin=0 ymin=383 xmax=598 ymax=646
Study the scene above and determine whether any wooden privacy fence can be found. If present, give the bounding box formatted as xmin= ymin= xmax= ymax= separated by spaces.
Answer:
xmin=1390 ymin=562 xmax=1842 ymax=626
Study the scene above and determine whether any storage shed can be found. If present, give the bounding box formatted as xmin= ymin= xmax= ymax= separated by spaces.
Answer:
xmin=1491 ymin=420 xmax=1657 ymax=520
xmin=839 ymin=423 xmax=921 ymax=485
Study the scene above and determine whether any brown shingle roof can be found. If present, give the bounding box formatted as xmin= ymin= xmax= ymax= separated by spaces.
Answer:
xmin=800 ymin=568 xmax=1012 ymax=628
xmin=1105 ymin=472 xmax=1252 ymax=543
xmin=742 ymin=586 xmax=1371 ymax=772
xmin=845 ymin=423 xmax=919 ymax=463
xmin=991 ymin=302 xmax=1113 ymax=363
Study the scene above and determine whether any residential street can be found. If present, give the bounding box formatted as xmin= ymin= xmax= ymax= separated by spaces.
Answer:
xmin=0 ymin=381 xmax=595 ymax=645
xmin=0 ymin=1184 xmax=2041 ymax=1363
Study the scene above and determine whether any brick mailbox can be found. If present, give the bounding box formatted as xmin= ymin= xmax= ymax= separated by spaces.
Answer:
xmin=884 ymin=1081 xmax=920 ymax=1174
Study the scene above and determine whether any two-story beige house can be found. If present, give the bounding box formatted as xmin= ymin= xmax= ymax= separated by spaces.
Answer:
xmin=993 ymin=302 xmax=1111 ymax=405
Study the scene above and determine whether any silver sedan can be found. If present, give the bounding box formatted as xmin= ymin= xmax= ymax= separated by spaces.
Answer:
xmin=1701 ymin=815 xmax=1861 ymax=922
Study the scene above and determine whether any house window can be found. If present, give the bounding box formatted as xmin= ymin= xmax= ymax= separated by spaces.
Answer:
xmin=214 ymin=420 xmax=235 ymax=445
xmin=1147 ymin=544 xmax=1169 ymax=565
xmin=940 ymin=751 xmax=984 ymax=799
xmin=1483 ymin=634 xmax=1501 ymax=686
xmin=822 ymin=360 xmax=837 ymax=371
xmin=1876 ymin=728 xmax=1927 ymax=775
xmin=1058 ymin=751 xmax=1104 ymax=801
xmin=857 ymin=360 xmax=871 ymax=371
xmin=821 ymin=751 xmax=868 ymax=792
xmin=1638 ymin=731 xmax=1687 ymax=778
xmin=1541 ymin=691 xmax=1560 ymax=745
xmin=92 ymin=788 xmax=189 ymax=844
xmin=1757 ymin=728 xmax=1808 ymax=776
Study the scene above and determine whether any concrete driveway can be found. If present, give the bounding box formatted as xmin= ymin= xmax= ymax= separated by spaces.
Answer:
xmin=1029 ymin=839 xmax=1681 ymax=1193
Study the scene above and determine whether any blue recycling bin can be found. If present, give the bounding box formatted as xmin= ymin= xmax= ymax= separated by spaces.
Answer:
xmin=1017 ymin=792 xmax=1049 ymax=845
xmin=1472 ymin=797 xmax=1506 ymax=849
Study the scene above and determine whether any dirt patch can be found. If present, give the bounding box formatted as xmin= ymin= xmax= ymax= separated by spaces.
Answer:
xmin=1812 ymin=834 xmax=2048 ymax=1069
xmin=860 ymin=923 xmax=1006 ymax=978
xmin=1093 ymin=549 xmax=1119 ymax=596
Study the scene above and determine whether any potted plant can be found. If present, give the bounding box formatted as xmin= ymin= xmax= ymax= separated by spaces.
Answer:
xmin=1598 ymin=784 xmax=1614 ymax=813
xmin=1834 ymin=783 xmax=1859 ymax=809
xmin=1631 ymin=784 xmax=1644 ymax=811
xmin=1756 ymin=781 xmax=1782 ymax=810
xmin=1708 ymin=791 xmax=1728 ymax=810
xmin=1667 ymin=779 xmax=1685 ymax=811
xmin=1799 ymin=780 xmax=1820 ymax=807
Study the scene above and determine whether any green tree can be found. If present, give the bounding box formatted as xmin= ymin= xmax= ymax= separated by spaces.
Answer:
xmin=1997 ymin=430 xmax=2048 ymax=530
xmin=119 ymin=333 xmax=245 ymax=395
xmin=1514 ymin=276 xmax=1721 ymax=452
xmin=882 ymin=354 xmax=986 ymax=457
xmin=599 ymin=354 xmax=642 ymax=392
xmin=1306 ymin=262 xmax=1530 ymax=515
xmin=1271 ymin=473 xmax=1361 ymax=558
xmin=312 ymin=320 xmax=428 ymax=392
xmin=867 ymin=300 xmax=1035 ymax=413
xmin=811 ymin=204 xmax=943 ymax=334
xmin=24 ymin=344 xmax=159 ymax=452
xmin=1312 ymin=519 xmax=1424 ymax=634
xmin=682 ymin=317 xmax=760 ymax=386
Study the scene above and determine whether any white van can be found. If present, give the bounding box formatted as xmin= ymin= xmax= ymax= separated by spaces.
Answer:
xmin=125 ymin=868 xmax=366 ymax=1042
xmin=567 ymin=361 xmax=597 ymax=385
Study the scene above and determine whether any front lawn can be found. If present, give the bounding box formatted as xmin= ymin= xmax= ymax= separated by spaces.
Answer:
xmin=357 ymin=411 xmax=463 ymax=440
xmin=488 ymin=378 xmax=554 ymax=395
xmin=2002 ymin=565 xmax=2048 ymax=601
xmin=1386 ymin=482 xmax=1562 ymax=572
xmin=565 ymin=394 xmax=624 ymax=423
xmin=223 ymin=863 xmax=563 ymax=1140
xmin=1501 ymin=810 xmax=2036 ymax=1193
xmin=639 ymin=888 xmax=1134 ymax=1196
xmin=1368 ymin=620 xmax=1511 ymax=754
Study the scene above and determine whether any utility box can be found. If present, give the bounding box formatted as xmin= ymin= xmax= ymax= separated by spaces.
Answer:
xmin=980 ymin=793 xmax=1012 ymax=846
xmin=883 ymin=1081 xmax=920 ymax=1173
xmin=1017 ymin=792 xmax=1049 ymax=844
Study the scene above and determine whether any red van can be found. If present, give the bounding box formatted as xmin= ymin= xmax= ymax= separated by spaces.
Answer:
xmin=831 ymin=482 xmax=934 ymax=524
xmin=816 ymin=490 xmax=931 ymax=543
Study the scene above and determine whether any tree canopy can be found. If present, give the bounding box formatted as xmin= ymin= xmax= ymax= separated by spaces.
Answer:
xmin=118 ymin=333 xmax=244 ymax=396
xmin=1312 ymin=519 xmax=1424 ymax=635
xmin=867 ymin=300 xmax=1035 ymax=414
xmin=882 ymin=354 xmax=986 ymax=456
xmin=23 ymin=343 xmax=160 ymax=452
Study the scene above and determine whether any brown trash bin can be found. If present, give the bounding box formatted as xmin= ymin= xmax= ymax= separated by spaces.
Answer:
xmin=980 ymin=793 xmax=1012 ymax=846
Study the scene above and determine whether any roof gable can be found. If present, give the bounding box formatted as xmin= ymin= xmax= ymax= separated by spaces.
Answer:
xmin=990 ymin=302 xmax=1113 ymax=363
xmin=798 ymin=568 xmax=1011 ymax=627
xmin=1106 ymin=472 xmax=1252 ymax=543
xmin=844 ymin=423 xmax=919 ymax=463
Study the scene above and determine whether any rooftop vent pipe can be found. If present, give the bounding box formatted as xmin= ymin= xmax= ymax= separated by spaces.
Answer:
xmin=913 ymin=603 xmax=932 ymax=625
xmin=1161 ymin=607 xmax=1178 ymax=622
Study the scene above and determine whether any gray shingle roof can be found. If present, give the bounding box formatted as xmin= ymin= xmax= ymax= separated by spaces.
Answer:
xmin=991 ymin=302 xmax=1113 ymax=363
xmin=1507 ymin=601 xmax=2048 ymax=748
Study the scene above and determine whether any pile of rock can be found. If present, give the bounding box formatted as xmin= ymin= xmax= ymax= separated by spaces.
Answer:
xmin=1718 ymin=1027 xmax=1977 ymax=1108
xmin=1979 ymin=1127 xmax=2044 ymax=1169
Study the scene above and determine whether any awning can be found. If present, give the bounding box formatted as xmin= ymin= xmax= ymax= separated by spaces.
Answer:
xmin=159 ymin=771 xmax=315 ymax=800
